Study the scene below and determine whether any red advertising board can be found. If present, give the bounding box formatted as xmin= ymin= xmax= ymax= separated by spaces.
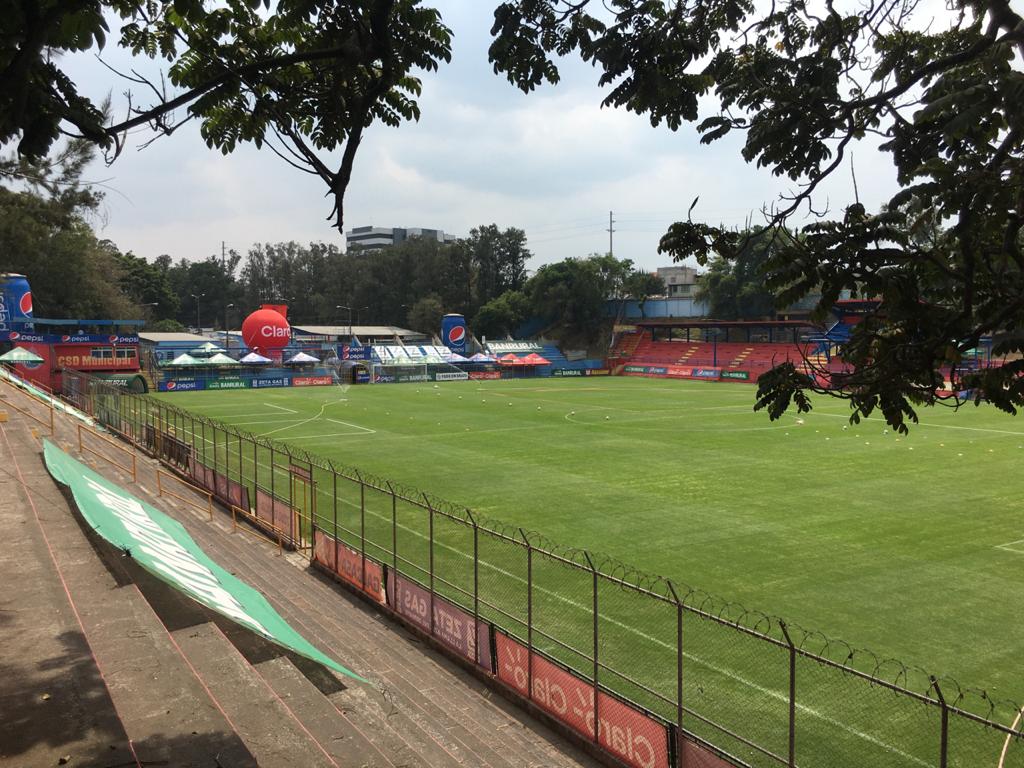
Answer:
xmin=678 ymin=735 xmax=736 ymax=768
xmin=495 ymin=633 xmax=668 ymax=768
xmin=387 ymin=572 xmax=491 ymax=669
xmin=469 ymin=371 xmax=501 ymax=380
xmin=255 ymin=487 xmax=296 ymax=541
xmin=293 ymin=375 xmax=333 ymax=387
xmin=215 ymin=472 xmax=229 ymax=501
xmin=621 ymin=365 xmax=721 ymax=381
xmin=312 ymin=528 xmax=385 ymax=604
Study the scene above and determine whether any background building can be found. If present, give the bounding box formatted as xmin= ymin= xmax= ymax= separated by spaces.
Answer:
xmin=345 ymin=226 xmax=460 ymax=250
xmin=656 ymin=265 xmax=699 ymax=297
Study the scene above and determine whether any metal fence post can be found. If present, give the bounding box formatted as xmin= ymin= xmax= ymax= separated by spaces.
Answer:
xmin=667 ymin=580 xmax=684 ymax=730
xmin=360 ymin=478 xmax=367 ymax=589
xmin=269 ymin=442 xmax=276 ymax=508
xmin=253 ymin=438 xmax=259 ymax=493
xmin=387 ymin=481 xmax=397 ymax=576
xmin=425 ymin=493 xmax=435 ymax=636
xmin=780 ymin=620 xmax=796 ymax=768
xmin=468 ymin=510 xmax=479 ymax=656
xmin=333 ymin=465 xmax=339 ymax=541
xmin=521 ymin=528 xmax=533 ymax=701
xmin=931 ymin=677 xmax=949 ymax=768
xmin=584 ymin=551 xmax=600 ymax=745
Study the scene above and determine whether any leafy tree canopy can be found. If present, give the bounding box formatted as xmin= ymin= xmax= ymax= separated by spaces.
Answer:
xmin=696 ymin=227 xmax=782 ymax=321
xmin=623 ymin=270 xmax=666 ymax=318
xmin=490 ymin=0 xmax=1024 ymax=432
xmin=406 ymin=293 xmax=445 ymax=335
xmin=1 ymin=0 xmax=452 ymax=229
xmin=473 ymin=289 xmax=530 ymax=339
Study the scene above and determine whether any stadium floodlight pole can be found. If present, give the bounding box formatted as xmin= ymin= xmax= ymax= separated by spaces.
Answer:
xmin=224 ymin=303 xmax=235 ymax=350
xmin=190 ymin=293 xmax=205 ymax=332
xmin=337 ymin=304 xmax=354 ymax=342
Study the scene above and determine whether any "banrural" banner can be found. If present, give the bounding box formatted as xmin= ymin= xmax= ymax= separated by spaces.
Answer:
xmin=43 ymin=440 xmax=364 ymax=683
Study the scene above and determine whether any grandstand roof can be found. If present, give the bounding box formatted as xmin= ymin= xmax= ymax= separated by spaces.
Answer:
xmin=139 ymin=331 xmax=215 ymax=344
xmin=635 ymin=319 xmax=822 ymax=330
xmin=291 ymin=325 xmax=421 ymax=339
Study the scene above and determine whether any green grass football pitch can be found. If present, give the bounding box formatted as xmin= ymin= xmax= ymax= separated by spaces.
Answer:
xmin=154 ymin=377 xmax=1024 ymax=765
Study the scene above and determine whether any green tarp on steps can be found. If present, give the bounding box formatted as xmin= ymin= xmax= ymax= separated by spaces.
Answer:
xmin=42 ymin=439 xmax=365 ymax=683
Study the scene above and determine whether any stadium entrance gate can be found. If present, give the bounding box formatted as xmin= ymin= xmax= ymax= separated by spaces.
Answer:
xmin=289 ymin=462 xmax=316 ymax=552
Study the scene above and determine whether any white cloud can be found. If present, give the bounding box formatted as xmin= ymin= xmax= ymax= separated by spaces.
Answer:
xmin=64 ymin=0 xmax=905 ymax=277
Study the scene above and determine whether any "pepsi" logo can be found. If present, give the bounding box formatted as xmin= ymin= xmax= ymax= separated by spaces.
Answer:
xmin=167 ymin=381 xmax=177 ymax=390
xmin=8 ymin=332 xmax=19 ymax=340
xmin=19 ymin=292 xmax=32 ymax=315
xmin=448 ymin=325 xmax=466 ymax=344
xmin=61 ymin=335 xmax=71 ymax=342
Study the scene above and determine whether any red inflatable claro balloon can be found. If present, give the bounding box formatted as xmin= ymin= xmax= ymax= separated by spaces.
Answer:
xmin=241 ymin=309 xmax=290 ymax=353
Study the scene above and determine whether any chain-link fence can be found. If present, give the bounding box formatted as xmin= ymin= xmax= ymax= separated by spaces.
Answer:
xmin=56 ymin=368 xmax=1024 ymax=768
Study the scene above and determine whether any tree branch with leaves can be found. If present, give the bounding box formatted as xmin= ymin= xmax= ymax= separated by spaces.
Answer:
xmin=1 ymin=0 xmax=452 ymax=230
xmin=490 ymin=0 xmax=1024 ymax=432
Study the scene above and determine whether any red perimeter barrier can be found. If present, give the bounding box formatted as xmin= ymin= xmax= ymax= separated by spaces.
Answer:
xmin=386 ymin=571 xmax=492 ymax=669
xmin=255 ymin=487 xmax=296 ymax=542
xmin=215 ymin=472 xmax=229 ymax=502
xmin=495 ymin=632 xmax=669 ymax=768
xmin=677 ymin=735 xmax=736 ymax=768
xmin=312 ymin=528 xmax=385 ymax=604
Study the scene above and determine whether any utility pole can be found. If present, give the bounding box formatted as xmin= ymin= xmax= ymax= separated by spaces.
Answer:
xmin=607 ymin=211 xmax=615 ymax=257
xmin=221 ymin=241 xmax=227 ymax=338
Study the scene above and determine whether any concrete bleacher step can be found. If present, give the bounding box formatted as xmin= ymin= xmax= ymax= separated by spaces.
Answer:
xmin=171 ymin=622 xmax=339 ymax=768
xmin=0 ymin=424 xmax=136 ymax=768
xmin=256 ymin=655 xmax=401 ymax=768
xmin=32 ymin=379 xmax=599 ymax=768
xmin=160 ymin=518 xmax=482 ymax=768
xmin=286 ymin=581 xmax=582 ymax=768
xmin=34 ymin=497 xmax=258 ymax=767
xmin=189 ymin=516 xmax=588 ymax=768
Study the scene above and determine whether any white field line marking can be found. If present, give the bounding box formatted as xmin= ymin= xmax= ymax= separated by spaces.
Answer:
xmin=185 ymin=432 xmax=930 ymax=764
xmin=231 ymin=418 xmax=303 ymax=426
xmin=561 ymin=411 xmax=786 ymax=433
xmin=809 ymin=412 xmax=1024 ymax=437
xmin=325 ymin=418 xmax=375 ymax=434
xmin=995 ymin=539 xmax=1024 ymax=554
xmin=286 ymin=432 xmax=375 ymax=441
xmin=198 ymin=402 xmax=271 ymax=410
xmin=263 ymin=402 xmax=299 ymax=414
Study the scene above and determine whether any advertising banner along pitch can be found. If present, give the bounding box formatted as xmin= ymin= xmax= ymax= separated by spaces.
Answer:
xmin=495 ymin=632 xmax=669 ymax=768
xmin=43 ymin=440 xmax=364 ymax=683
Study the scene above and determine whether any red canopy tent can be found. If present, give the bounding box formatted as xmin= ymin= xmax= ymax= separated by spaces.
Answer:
xmin=523 ymin=353 xmax=551 ymax=365
xmin=498 ymin=354 xmax=519 ymax=366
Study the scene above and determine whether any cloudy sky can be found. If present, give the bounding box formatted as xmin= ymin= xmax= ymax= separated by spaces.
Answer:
xmin=68 ymin=1 xmax=902 ymax=274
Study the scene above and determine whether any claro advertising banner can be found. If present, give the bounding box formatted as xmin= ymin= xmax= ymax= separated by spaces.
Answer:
xmin=495 ymin=632 xmax=669 ymax=768
xmin=43 ymin=441 xmax=365 ymax=683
